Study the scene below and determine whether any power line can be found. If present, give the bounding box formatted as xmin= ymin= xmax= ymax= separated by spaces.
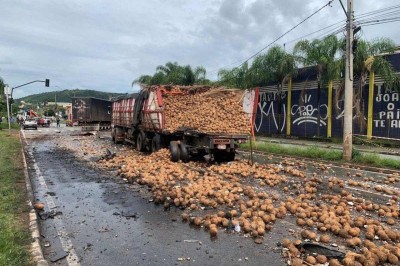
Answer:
xmin=236 ymin=1 xmax=334 ymax=67
xmin=355 ymin=4 xmax=400 ymax=19
xmin=283 ymin=20 xmax=346 ymax=45
xmin=356 ymin=10 xmax=400 ymax=24
xmin=207 ymin=0 xmax=334 ymax=76
xmin=284 ymin=4 xmax=400 ymax=45
xmin=358 ymin=18 xmax=400 ymax=27
xmin=207 ymin=2 xmax=400 ymax=79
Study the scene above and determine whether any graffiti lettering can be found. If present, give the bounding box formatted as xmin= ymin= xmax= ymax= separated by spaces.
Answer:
xmin=374 ymin=84 xmax=400 ymax=128
xmin=291 ymin=93 xmax=327 ymax=126
xmin=259 ymin=91 xmax=286 ymax=102
xmin=255 ymin=96 xmax=286 ymax=133
xmin=376 ymin=92 xmax=399 ymax=102
xmin=374 ymin=120 xmax=385 ymax=127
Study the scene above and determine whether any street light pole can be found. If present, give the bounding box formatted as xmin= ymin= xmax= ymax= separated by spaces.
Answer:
xmin=343 ymin=0 xmax=354 ymax=161
xmin=4 ymin=85 xmax=11 ymax=135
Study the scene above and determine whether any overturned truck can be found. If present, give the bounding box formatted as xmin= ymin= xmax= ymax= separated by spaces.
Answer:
xmin=111 ymin=85 xmax=258 ymax=162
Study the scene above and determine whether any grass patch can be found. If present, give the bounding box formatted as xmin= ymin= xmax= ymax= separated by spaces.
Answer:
xmin=353 ymin=153 xmax=400 ymax=170
xmin=0 ymin=121 xmax=21 ymax=130
xmin=240 ymin=141 xmax=400 ymax=170
xmin=240 ymin=141 xmax=343 ymax=161
xmin=0 ymin=130 xmax=31 ymax=266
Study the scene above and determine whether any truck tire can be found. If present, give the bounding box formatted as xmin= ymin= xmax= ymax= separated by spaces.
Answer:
xmin=179 ymin=143 xmax=189 ymax=163
xmin=226 ymin=151 xmax=235 ymax=162
xmin=136 ymin=132 xmax=146 ymax=152
xmin=170 ymin=141 xmax=180 ymax=162
xmin=111 ymin=129 xmax=116 ymax=142
xmin=213 ymin=151 xmax=235 ymax=163
xmin=151 ymin=134 xmax=161 ymax=153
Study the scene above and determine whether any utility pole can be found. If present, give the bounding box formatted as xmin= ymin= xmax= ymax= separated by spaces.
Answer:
xmin=4 ymin=85 xmax=11 ymax=135
xmin=343 ymin=0 xmax=354 ymax=161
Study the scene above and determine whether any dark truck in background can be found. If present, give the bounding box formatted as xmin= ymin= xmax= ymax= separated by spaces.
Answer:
xmin=72 ymin=97 xmax=112 ymax=130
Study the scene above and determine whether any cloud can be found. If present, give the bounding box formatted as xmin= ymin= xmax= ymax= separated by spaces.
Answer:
xmin=0 ymin=0 xmax=399 ymax=98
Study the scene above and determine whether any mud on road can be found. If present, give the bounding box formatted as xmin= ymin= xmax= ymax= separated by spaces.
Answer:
xmin=23 ymin=127 xmax=400 ymax=266
xmin=23 ymin=128 xmax=285 ymax=266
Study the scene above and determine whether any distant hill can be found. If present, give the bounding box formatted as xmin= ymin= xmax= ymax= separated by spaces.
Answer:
xmin=16 ymin=89 xmax=126 ymax=105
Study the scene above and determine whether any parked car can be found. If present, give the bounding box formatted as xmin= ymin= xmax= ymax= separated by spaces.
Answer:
xmin=39 ymin=117 xmax=51 ymax=127
xmin=23 ymin=118 xmax=38 ymax=130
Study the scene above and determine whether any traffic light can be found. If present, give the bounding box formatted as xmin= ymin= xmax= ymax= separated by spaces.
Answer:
xmin=45 ymin=79 xmax=50 ymax=87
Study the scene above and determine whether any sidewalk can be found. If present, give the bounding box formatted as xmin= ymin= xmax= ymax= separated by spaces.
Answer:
xmin=256 ymin=136 xmax=400 ymax=161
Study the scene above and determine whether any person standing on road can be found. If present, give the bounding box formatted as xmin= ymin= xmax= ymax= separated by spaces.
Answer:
xmin=56 ymin=117 xmax=60 ymax=127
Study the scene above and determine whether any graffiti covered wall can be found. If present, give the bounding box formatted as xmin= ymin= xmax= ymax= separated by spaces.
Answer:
xmin=254 ymin=81 xmax=400 ymax=139
xmin=373 ymin=84 xmax=400 ymax=138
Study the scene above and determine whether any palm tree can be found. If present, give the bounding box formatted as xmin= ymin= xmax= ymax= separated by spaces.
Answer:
xmin=251 ymin=45 xmax=297 ymax=134
xmin=294 ymin=35 xmax=341 ymax=136
xmin=251 ymin=45 xmax=296 ymax=89
xmin=132 ymin=75 xmax=153 ymax=86
xmin=353 ymin=38 xmax=397 ymax=89
xmin=350 ymin=38 xmax=397 ymax=132
xmin=194 ymin=66 xmax=207 ymax=83
xmin=133 ymin=62 xmax=210 ymax=86
xmin=218 ymin=62 xmax=253 ymax=89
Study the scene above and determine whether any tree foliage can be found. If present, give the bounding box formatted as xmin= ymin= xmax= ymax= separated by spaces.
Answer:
xmin=133 ymin=62 xmax=211 ymax=86
xmin=294 ymin=35 xmax=341 ymax=84
xmin=252 ymin=45 xmax=296 ymax=89
xmin=218 ymin=62 xmax=252 ymax=89
xmin=0 ymin=77 xmax=6 ymax=116
xmin=353 ymin=38 xmax=398 ymax=89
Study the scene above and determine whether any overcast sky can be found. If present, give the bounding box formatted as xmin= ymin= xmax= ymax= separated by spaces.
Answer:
xmin=1 ymin=0 xmax=399 ymax=98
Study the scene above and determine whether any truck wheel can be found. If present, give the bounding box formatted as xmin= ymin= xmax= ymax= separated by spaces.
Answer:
xmin=151 ymin=134 xmax=161 ymax=153
xmin=170 ymin=141 xmax=180 ymax=162
xmin=179 ymin=143 xmax=189 ymax=163
xmin=213 ymin=151 xmax=234 ymax=163
xmin=111 ymin=129 xmax=115 ymax=141
xmin=226 ymin=151 xmax=235 ymax=162
xmin=136 ymin=132 xmax=146 ymax=152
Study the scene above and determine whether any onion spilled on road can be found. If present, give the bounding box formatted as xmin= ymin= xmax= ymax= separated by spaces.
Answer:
xmin=96 ymin=148 xmax=400 ymax=266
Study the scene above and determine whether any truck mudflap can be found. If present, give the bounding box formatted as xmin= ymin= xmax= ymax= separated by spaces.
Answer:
xmin=210 ymin=136 xmax=248 ymax=150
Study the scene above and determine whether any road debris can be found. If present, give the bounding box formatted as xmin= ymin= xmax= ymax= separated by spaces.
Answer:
xmin=38 ymin=210 xmax=63 ymax=220
xmin=34 ymin=202 xmax=45 ymax=210
xmin=54 ymin=127 xmax=400 ymax=266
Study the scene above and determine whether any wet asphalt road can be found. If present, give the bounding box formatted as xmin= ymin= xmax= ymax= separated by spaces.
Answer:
xmin=23 ymin=127 xmax=287 ymax=266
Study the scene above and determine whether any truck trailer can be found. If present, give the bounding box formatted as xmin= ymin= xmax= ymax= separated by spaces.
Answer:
xmin=72 ymin=97 xmax=112 ymax=129
xmin=111 ymin=85 xmax=258 ymax=162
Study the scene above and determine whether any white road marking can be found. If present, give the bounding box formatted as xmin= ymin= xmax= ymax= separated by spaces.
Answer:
xmin=22 ymin=131 xmax=81 ymax=266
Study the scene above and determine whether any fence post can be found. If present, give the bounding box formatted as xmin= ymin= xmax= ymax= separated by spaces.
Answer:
xmin=327 ymin=80 xmax=333 ymax=138
xmin=367 ymin=71 xmax=375 ymax=140
xmin=286 ymin=77 xmax=292 ymax=136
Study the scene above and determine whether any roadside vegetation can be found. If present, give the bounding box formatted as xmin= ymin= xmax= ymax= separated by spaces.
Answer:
xmin=132 ymin=36 xmax=399 ymax=93
xmin=0 ymin=130 xmax=31 ymax=266
xmin=240 ymin=141 xmax=400 ymax=170
xmin=0 ymin=121 xmax=21 ymax=130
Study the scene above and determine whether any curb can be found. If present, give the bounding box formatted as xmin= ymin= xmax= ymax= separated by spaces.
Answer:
xmin=257 ymin=138 xmax=400 ymax=157
xmin=20 ymin=131 xmax=48 ymax=266
xmin=238 ymin=149 xmax=400 ymax=175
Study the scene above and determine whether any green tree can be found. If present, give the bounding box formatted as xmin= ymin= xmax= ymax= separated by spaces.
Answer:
xmin=351 ymin=38 xmax=398 ymax=131
xmin=44 ymin=109 xmax=55 ymax=117
xmin=353 ymin=38 xmax=398 ymax=90
xmin=0 ymin=77 xmax=6 ymax=117
xmin=251 ymin=45 xmax=297 ymax=89
xmin=294 ymin=35 xmax=341 ymax=136
xmin=252 ymin=45 xmax=297 ymax=133
xmin=218 ymin=62 xmax=253 ymax=89
xmin=133 ymin=62 xmax=210 ymax=86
